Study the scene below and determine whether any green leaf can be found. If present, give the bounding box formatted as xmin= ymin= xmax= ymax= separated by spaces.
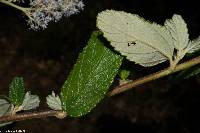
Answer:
xmin=61 ymin=31 xmax=123 ymax=117
xmin=119 ymin=70 xmax=130 ymax=80
xmin=9 ymin=77 xmax=25 ymax=106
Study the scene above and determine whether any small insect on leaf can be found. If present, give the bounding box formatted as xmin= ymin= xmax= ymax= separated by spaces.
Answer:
xmin=9 ymin=77 xmax=25 ymax=106
xmin=127 ymin=41 xmax=136 ymax=47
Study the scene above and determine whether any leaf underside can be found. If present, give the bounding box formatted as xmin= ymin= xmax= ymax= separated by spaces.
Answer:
xmin=97 ymin=10 xmax=174 ymax=66
xmin=9 ymin=77 xmax=25 ymax=106
xmin=61 ymin=31 xmax=123 ymax=117
xmin=0 ymin=99 xmax=12 ymax=127
xmin=165 ymin=14 xmax=189 ymax=51
xmin=46 ymin=91 xmax=62 ymax=110
xmin=0 ymin=99 xmax=11 ymax=116
xmin=21 ymin=92 xmax=40 ymax=110
xmin=97 ymin=10 xmax=200 ymax=67
xmin=187 ymin=36 xmax=200 ymax=54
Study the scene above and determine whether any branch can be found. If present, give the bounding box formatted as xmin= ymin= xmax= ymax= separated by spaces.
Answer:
xmin=0 ymin=56 xmax=200 ymax=124
xmin=0 ymin=110 xmax=66 ymax=123
xmin=108 ymin=56 xmax=200 ymax=96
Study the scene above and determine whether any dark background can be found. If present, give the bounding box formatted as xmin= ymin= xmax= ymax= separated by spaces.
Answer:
xmin=0 ymin=0 xmax=200 ymax=132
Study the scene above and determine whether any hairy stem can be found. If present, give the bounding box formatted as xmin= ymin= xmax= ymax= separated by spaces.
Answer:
xmin=0 ymin=56 xmax=200 ymax=123
xmin=0 ymin=110 xmax=66 ymax=123
xmin=108 ymin=56 xmax=200 ymax=96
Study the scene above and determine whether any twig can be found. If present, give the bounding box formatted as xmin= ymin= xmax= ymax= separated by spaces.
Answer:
xmin=0 ymin=0 xmax=30 ymax=12
xmin=108 ymin=56 xmax=200 ymax=96
xmin=0 ymin=56 xmax=200 ymax=123
xmin=0 ymin=110 xmax=66 ymax=123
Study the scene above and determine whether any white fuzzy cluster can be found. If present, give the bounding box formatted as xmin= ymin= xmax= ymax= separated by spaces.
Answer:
xmin=27 ymin=0 xmax=84 ymax=30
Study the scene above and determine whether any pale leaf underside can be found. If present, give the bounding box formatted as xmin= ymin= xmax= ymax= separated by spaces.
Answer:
xmin=97 ymin=10 xmax=174 ymax=66
xmin=21 ymin=92 xmax=40 ymax=111
xmin=0 ymin=99 xmax=12 ymax=127
xmin=46 ymin=91 xmax=62 ymax=110
xmin=187 ymin=36 xmax=200 ymax=53
xmin=165 ymin=15 xmax=189 ymax=51
xmin=0 ymin=99 xmax=11 ymax=116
